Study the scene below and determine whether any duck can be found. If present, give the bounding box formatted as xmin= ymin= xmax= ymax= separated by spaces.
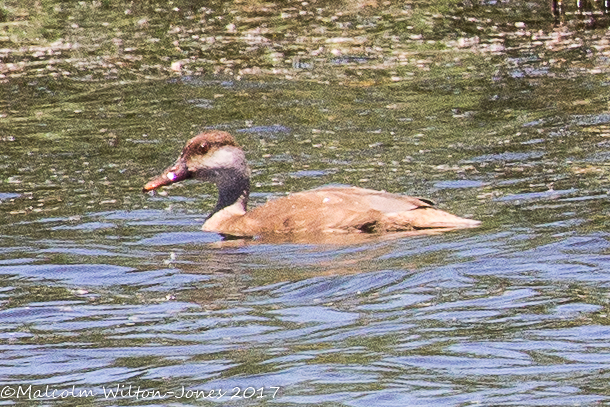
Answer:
xmin=143 ymin=130 xmax=480 ymax=238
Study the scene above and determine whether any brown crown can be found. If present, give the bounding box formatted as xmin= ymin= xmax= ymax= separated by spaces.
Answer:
xmin=179 ymin=130 xmax=239 ymax=159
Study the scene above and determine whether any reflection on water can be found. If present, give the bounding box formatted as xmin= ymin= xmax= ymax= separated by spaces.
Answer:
xmin=2 ymin=0 xmax=610 ymax=405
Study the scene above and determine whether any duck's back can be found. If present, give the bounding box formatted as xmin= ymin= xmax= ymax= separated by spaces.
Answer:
xmin=213 ymin=186 xmax=479 ymax=236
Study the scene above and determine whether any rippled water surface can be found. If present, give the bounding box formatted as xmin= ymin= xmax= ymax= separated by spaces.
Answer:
xmin=2 ymin=0 xmax=610 ymax=405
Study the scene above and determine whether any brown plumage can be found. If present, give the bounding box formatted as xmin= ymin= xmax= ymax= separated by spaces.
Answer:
xmin=143 ymin=131 xmax=480 ymax=238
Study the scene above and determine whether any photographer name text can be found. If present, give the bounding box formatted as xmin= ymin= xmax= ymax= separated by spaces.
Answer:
xmin=0 ymin=384 xmax=281 ymax=401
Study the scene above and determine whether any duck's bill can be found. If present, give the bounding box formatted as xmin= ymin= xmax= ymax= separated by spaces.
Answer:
xmin=142 ymin=162 xmax=190 ymax=192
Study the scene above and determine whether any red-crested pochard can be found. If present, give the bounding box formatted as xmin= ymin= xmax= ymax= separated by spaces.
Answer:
xmin=143 ymin=131 xmax=480 ymax=238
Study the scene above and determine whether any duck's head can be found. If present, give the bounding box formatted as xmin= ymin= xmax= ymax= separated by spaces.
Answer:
xmin=143 ymin=130 xmax=248 ymax=192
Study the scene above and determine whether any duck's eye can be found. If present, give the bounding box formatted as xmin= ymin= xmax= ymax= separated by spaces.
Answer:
xmin=198 ymin=143 xmax=209 ymax=155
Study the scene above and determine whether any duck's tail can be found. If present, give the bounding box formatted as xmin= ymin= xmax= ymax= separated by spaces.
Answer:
xmin=387 ymin=207 xmax=481 ymax=230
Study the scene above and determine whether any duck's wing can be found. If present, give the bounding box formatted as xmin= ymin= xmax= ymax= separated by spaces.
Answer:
xmin=235 ymin=186 xmax=478 ymax=234
xmin=307 ymin=187 xmax=479 ymax=230
xmin=238 ymin=188 xmax=385 ymax=234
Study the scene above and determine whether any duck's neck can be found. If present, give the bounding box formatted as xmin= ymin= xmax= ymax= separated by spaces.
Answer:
xmin=203 ymin=178 xmax=249 ymax=232
xmin=202 ymin=155 xmax=251 ymax=232
xmin=214 ymin=175 xmax=250 ymax=215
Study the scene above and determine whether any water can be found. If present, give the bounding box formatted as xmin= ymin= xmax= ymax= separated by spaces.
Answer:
xmin=2 ymin=0 xmax=610 ymax=405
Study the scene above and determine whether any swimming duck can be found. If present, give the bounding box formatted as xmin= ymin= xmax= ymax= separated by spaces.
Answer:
xmin=143 ymin=131 xmax=480 ymax=237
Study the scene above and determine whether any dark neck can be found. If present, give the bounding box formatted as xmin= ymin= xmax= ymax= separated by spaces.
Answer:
xmin=213 ymin=175 xmax=250 ymax=215
xmin=199 ymin=145 xmax=252 ymax=232
xmin=202 ymin=174 xmax=250 ymax=232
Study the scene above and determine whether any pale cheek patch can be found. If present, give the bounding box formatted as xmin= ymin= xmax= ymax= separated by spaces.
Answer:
xmin=167 ymin=172 xmax=177 ymax=181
